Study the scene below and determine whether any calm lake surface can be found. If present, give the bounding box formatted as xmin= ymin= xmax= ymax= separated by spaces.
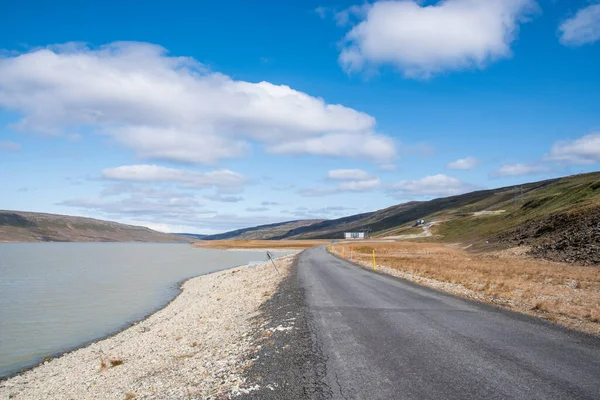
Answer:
xmin=0 ymin=242 xmax=290 ymax=378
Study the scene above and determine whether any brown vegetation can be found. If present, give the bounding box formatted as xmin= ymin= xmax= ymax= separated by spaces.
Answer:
xmin=0 ymin=210 xmax=189 ymax=243
xmin=193 ymin=239 xmax=330 ymax=249
xmin=331 ymin=241 xmax=600 ymax=335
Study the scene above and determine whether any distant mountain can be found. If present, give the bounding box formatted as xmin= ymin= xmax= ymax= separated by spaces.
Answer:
xmin=0 ymin=210 xmax=192 ymax=243
xmin=201 ymin=219 xmax=325 ymax=240
xmin=173 ymin=233 xmax=208 ymax=240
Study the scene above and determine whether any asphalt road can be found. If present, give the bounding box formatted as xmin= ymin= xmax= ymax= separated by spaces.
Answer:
xmin=297 ymin=246 xmax=600 ymax=400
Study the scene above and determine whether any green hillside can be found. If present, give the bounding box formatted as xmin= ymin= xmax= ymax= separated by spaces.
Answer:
xmin=204 ymin=172 xmax=600 ymax=264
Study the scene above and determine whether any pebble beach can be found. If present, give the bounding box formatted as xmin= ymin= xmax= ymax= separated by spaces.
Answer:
xmin=0 ymin=253 xmax=297 ymax=400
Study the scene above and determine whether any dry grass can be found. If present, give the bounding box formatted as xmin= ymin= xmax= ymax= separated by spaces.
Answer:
xmin=193 ymin=239 xmax=330 ymax=249
xmin=331 ymin=241 xmax=600 ymax=336
xmin=100 ymin=357 xmax=124 ymax=371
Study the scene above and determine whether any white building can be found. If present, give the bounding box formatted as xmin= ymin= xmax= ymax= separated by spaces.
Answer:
xmin=344 ymin=232 xmax=365 ymax=239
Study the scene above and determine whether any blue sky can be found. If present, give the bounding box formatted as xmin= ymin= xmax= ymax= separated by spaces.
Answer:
xmin=1 ymin=0 xmax=599 ymax=234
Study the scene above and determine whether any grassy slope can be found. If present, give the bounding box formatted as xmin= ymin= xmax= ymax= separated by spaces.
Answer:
xmin=434 ymin=172 xmax=600 ymax=244
xmin=287 ymin=172 xmax=600 ymax=246
xmin=0 ymin=210 xmax=190 ymax=242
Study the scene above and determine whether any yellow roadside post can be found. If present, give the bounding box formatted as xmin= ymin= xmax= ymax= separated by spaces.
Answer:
xmin=372 ymin=250 xmax=377 ymax=271
xmin=342 ymin=247 xmax=345 ymax=258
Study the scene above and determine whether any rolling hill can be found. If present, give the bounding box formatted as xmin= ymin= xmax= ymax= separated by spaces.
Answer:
xmin=0 ymin=210 xmax=192 ymax=243
xmin=201 ymin=219 xmax=326 ymax=240
xmin=202 ymin=172 xmax=600 ymax=264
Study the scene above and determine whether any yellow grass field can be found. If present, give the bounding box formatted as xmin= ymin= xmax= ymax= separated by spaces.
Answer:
xmin=331 ymin=241 xmax=600 ymax=336
xmin=193 ymin=239 xmax=331 ymax=250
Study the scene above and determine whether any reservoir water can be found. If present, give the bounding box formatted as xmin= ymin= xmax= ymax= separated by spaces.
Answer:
xmin=0 ymin=242 xmax=290 ymax=378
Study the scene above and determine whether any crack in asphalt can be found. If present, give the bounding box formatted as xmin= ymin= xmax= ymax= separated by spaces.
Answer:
xmin=334 ymin=372 xmax=348 ymax=400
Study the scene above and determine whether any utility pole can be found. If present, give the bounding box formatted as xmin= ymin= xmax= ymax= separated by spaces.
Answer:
xmin=266 ymin=251 xmax=279 ymax=274
xmin=513 ymin=185 xmax=525 ymax=209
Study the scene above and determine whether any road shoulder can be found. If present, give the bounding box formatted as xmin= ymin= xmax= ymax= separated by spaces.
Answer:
xmin=238 ymin=255 xmax=330 ymax=399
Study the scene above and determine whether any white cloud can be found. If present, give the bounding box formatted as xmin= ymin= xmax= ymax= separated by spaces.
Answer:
xmin=0 ymin=42 xmax=395 ymax=163
xmin=297 ymin=188 xmax=339 ymax=197
xmin=58 ymin=194 xmax=290 ymax=234
xmin=559 ymin=4 xmax=600 ymax=46
xmin=448 ymin=156 xmax=479 ymax=170
xmin=58 ymin=195 xmax=208 ymax=219
xmin=338 ymin=0 xmax=537 ymax=78
xmin=491 ymin=163 xmax=548 ymax=176
xmin=545 ymin=133 xmax=600 ymax=164
xmin=246 ymin=207 xmax=270 ymax=212
xmin=339 ymin=177 xmax=381 ymax=191
xmin=379 ymin=163 xmax=397 ymax=171
xmin=299 ymin=169 xmax=381 ymax=196
xmin=391 ymin=174 xmax=473 ymax=196
xmin=315 ymin=6 xmax=329 ymax=19
xmin=102 ymin=165 xmax=246 ymax=189
xmin=267 ymin=132 xmax=396 ymax=163
xmin=0 ymin=140 xmax=20 ymax=152
xmin=335 ymin=4 xmax=370 ymax=26
xmin=327 ymin=169 xmax=372 ymax=180
xmin=286 ymin=205 xmax=357 ymax=219
xmin=203 ymin=194 xmax=244 ymax=203
xmin=400 ymin=142 xmax=435 ymax=157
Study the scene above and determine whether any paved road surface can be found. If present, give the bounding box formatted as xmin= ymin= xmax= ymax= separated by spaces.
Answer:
xmin=297 ymin=247 xmax=600 ymax=400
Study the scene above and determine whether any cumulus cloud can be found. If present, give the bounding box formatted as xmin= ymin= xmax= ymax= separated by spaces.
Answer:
xmin=448 ymin=156 xmax=479 ymax=170
xmin=327 ymin=169 xmax=372 ymax=180
xmin=545 ymin=133 xmax=600 ymax=164
xmin=59 ymin=194 xmax=289 ymax=234
xmin=297 ymin=188 xmax=339 ymax=197
xmin=202 ymin=194 xmax=244 ymax=203
xmin=245 ymin=207 xmax=270 ymax=212
xmin=299 ymin=169 xmax=381 ymax=197
xmin=314 ymin=6 xmax=329 ymax=19
xmin=0 ymin=42 xmax=395 ymax=163
xmin=267 ymin=132 xmax=396 ymax=163
xmin=491 ymin=163 xmax=548 ymax=177
xmin=559 ymin=3 xmax=600 ymax=46
xmin=102 ymin=164 xmax=246 ymax=189
xmin=379 ymin=163 xmax=397 ymax=171
xmin=338 ymin=0 xmax=537 ymax=78
xmin=391 ymin=174 xmax=473 ymax=196
xmin=58 ymin=191 xmax=213 ymax=233
xmin=338 ymin=177 xmax=381 ymax=191
xmin=0 ymin=140 xmax=20 ymax=152
xmin=286 ymin=205 xmax=357 ymax=219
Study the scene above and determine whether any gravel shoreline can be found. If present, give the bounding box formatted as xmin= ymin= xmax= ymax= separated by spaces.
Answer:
xmin=0 ymin=253 xmax=297 ymax=400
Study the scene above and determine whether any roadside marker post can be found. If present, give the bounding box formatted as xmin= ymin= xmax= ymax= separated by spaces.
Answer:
xmin=266 ymin=251 xmax=279 ymax=274
xmin=372 ymin=250 xmax=377 ymax=271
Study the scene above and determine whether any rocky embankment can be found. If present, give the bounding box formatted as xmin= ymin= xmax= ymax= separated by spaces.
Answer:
xmin=495 ymin=207 xmax=600 ymax=265
xmin=0 ymin=254 xmax=297 ymax=400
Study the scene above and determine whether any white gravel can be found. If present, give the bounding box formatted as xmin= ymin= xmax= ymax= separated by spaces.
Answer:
xmin=0 ymin=253 xmax=297 ymax=400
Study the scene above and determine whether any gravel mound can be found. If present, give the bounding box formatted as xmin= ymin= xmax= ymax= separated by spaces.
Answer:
xmin=0 ymin=254 xmax=296 ymax=400
xmin=494 ymin=207 xmax=600 ymax=265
